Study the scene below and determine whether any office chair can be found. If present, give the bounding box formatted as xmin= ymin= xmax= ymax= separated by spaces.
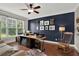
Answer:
xmin=58 ymin=32 xmax=73 ymax=55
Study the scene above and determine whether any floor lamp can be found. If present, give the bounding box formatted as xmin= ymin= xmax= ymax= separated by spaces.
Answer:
xmin=59 ymin=26 xmax=65 ymax=40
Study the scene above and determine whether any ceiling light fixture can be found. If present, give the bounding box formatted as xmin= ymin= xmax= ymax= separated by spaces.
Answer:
xmin=20 ymin=3 xmax=41 ymax=14
xmin=28 ymin=9 xmax=33 ymax=12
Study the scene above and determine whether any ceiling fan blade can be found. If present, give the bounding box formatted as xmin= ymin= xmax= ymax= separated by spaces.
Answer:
xmin=34 ymin=10 xmax=39 ymax=14
xmin=21 ymin=9 xmax=28 ymax=10
xmin=28 ymin=12 xmax=31 ymax=14
xmin=34 ymin=6 xmax=40 ymax=9
xmin=30 ymin=4 xmax=33 ymax=8
xmin=25 ymin=3 xmax=29 ymax=8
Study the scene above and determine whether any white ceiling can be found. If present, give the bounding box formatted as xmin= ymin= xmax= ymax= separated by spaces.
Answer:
xmin=0 ymin=3 xmax=78 ymax=19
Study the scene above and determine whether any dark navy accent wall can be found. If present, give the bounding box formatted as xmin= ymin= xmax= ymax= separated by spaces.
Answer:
xmin=28 ymin=12 xmax=74 ymax=44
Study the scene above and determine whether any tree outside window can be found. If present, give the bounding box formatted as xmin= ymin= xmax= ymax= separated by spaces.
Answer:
xmin=0 ymin=16 xmax=24 ymax=39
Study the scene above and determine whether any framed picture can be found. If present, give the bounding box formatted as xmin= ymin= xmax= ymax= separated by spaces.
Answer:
xmin=40 ymin=20 xmax=44 ymax=25
xmin=45 ymin=26 xmax=48 ymax=30
xmin=77 ymin=26 xmax=79 ymax=32
xmin=76 ymin=18 xmax=79 ymax=23
xmin=50 ymin=19 xmax=55 ymax=25
xmin=40 ymin=26 xmax=44 ymax=30
xmin=49 ymin=25 xmax=55 ymax=30
xmin=44 ymin=21 xmax=49 ymax=25
xmin=76 ymin=18 xmax=79 ymax=33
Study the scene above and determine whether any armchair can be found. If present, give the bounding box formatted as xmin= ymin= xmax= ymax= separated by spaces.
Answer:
xmin=58 ymin=32 xmax=73 ymax=55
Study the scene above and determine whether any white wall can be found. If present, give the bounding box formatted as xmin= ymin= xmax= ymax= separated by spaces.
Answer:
xmin=75 ymin=6 xmax=79 ymax=52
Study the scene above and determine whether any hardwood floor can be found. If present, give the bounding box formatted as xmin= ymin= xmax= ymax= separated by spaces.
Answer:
xmin=7 ymin=42 xmax=79 ymax=56
xmin=43 ymin=42 xmax=79 ymax=56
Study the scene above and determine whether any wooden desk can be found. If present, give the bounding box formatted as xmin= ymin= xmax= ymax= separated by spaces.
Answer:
xmin=16 ymin=35 xmax=46 ymax=50
xmin=26 ymin=35 xmax=43 ymax=40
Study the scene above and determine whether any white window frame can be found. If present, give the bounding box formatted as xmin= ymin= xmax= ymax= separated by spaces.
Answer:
xmin=0 ymin=15 xmax=25 ymax=39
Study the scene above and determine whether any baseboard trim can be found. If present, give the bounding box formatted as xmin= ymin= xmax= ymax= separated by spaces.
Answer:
xmin=74 ymin=46 xmax=79 ymax=53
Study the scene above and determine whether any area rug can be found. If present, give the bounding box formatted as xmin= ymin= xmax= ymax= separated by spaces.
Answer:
xmin=7 ymin=42 xmax=18 ymax=46
xmin=1 ymin=50 xmax=19 ymax=56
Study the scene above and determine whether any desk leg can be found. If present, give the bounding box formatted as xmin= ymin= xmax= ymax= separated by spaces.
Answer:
xmin=19 ymin=37 xmax=23 ymax=45
xmin=41 ymin=40 xmax=45 ymax=52
xmin=16 ymin=37 xmax=17 ymax=42
xmin=26 ymin=38 xmax=30 ymax=48
xmin=27 ymin=39 xmax=36 ymax=49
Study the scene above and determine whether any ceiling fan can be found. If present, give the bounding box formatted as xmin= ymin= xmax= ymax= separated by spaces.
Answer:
xmin=20 ymin=3 xmax=41 ymax=14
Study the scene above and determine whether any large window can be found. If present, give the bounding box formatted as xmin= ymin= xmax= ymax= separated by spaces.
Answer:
xmin=7 ymin=18 xmax=16 ymax=37
xmin=0 ymin=16 xmax=24 ymax=39
xmin=0 ymin=16 xmax=7 ymax=38
xmin=17 ymin=20 xmax=24 ymax=35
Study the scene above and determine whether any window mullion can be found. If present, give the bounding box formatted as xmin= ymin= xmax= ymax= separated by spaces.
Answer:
xmin=23 ymin=21 xmax=24 ymax=34
xmin=16 ymin=20 xmax=18 ymax=36
xmin=6 ymin=17 xmax=8 ymax=37
xmin=0 ymin=22 xmax=1 ymax=39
